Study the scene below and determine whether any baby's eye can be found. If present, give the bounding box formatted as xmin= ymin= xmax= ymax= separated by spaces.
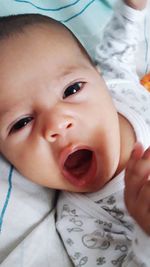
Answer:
xmin=9 ymin=116 xmax=33 ymax=135
xmin=63 ymin=82 xmax=84 ymax=99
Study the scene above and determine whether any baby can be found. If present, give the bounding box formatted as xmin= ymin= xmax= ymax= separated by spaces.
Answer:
xmin=0 ymin=0 xmax=149 ymax=266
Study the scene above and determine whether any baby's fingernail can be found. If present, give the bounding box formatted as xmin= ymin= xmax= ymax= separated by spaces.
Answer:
xmin=131 ymin=148 xmax=136 ymax=157
xmin=131 ymin=142 xmax=144 ymax=159
xmin=143 ymin=147 xmax=150 ymax=159
xmin=147 ymin=175 xmax=150 ymax=181
xmin=131 ymin=143 xmax=139 ymax=157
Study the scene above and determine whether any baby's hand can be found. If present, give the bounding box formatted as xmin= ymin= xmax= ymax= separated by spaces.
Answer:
xmin=124 ymin=0 xmax=147 ymax=10
xmin=124 ymin=142 xmax=150 ymax=235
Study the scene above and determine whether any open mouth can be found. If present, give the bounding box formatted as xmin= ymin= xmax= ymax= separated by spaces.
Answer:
xmin=60 ymin=147 xmax=97 ymax=187
xmin=64 ymin=149 xmax=93 ymax=177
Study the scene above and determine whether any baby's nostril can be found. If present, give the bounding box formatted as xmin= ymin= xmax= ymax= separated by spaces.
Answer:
xmin=67 ymin=123 xmax=72 ymax=129
xmin=51 ymin=133 xmax=58 ymax=138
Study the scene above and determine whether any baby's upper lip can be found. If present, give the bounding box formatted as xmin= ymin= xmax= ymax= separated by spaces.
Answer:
xmin=59 ymin=144 xmax=97 ymax=187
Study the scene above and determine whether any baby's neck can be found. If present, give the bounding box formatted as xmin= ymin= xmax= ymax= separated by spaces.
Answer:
xmin=115 ymin=113 xmax=136 ymax=176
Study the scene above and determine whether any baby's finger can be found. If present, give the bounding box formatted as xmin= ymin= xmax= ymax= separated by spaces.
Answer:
xmin=124 ymin=143 xmax=150 ymax=211
xmin=124 ymin=173 xmax=141 ymax=210
xmin=125 ymin=143 xmax=146 ymax=190
xmin=136 ymin=177 xmax=150 ymax=212
xmin=125 ymin=172 xmax=150 ymax=218
xmin=127 ymin=146 xmax=150 ymax=181
xmin=125 ymin=168 xmax=150 ymax=203
xmin=125 ymin=142 xmax=144 ymax=176
xmin=133 ymin=178 xmax=150 ymax=234
xmin=142 ymin=146 xmax=150 ymax=160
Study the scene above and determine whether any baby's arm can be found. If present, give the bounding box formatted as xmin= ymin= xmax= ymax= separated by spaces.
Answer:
xmin=124 ymin=142 xmax=150 ymax=235
xmin=95 ymin=0 xmax=147 ymax=82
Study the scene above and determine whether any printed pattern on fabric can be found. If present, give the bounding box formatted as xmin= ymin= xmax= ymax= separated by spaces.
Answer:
xmin=14 ymin=0 xmax=97 ymax=23
xmin=57 ymin=192 xmax=133 ymax=267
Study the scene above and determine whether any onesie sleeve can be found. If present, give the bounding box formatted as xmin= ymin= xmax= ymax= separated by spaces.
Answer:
xmin=95 ymin=0 xmax=147 ymax=83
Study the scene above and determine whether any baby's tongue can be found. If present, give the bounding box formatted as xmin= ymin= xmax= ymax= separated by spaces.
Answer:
xmin=64 ymin=149 xmax=92 ymax=177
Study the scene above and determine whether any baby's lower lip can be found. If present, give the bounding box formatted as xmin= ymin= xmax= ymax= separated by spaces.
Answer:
xmin=59 ymin=146 xmax=97 ymax=188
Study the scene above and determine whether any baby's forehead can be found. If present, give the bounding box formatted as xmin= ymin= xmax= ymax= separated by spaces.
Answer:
xmin=0 ymin=14 xmax=65 ymax=40
xmin=0 ymin=24 xmax=91 ymax=91
xmin=0 ymin=21 xmax=75 ymax=56
xmin=0 ymin=15 xmax=93 ymax=107
xmin=0 ymin=14 xmax=76 ymax=50
xmin=0 ymin=13 xmax=91 ymax=64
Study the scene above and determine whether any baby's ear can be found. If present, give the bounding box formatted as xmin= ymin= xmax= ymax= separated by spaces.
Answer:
xmin=95 ymin=64 xmax=101 ymax=74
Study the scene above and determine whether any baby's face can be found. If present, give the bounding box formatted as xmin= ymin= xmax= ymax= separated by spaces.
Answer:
xmin=0 ymin=25 xmax=120 ymax=192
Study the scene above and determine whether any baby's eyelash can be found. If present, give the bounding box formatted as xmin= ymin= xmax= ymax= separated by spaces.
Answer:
xmin=9 ymin=116 xmax=33 ymax=135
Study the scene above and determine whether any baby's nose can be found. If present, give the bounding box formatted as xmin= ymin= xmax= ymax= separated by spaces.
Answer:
xmin=44 ymin=116 xmax=74 ymax=143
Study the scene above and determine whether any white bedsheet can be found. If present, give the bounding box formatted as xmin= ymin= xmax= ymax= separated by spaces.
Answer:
xmin=0 ymin=157 xmax=73 ymax=266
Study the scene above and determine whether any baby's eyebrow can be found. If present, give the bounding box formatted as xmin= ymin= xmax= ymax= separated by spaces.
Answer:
xmin=0 ymin=109 xmax=9 ymax=120
xmin=58 ymin=63 xmax=90 ymax=79
xmin=59 ymin=66 xmax=79 ymax=78
xmin=0 ymin=107 xmax=14 ymax=118
xmin=0 ymin=97 xmax=28 ymax=119
xmin=0 ymin=104 xmax=20 ymax=124
xmin=0 ymin=110 xmax=11 ymax=126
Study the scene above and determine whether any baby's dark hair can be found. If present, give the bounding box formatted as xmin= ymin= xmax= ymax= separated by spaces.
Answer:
xmin=0 ymin=13 xmax=93 ymax=64
xmin=0 ymin=13 xmax=61 ymax=39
